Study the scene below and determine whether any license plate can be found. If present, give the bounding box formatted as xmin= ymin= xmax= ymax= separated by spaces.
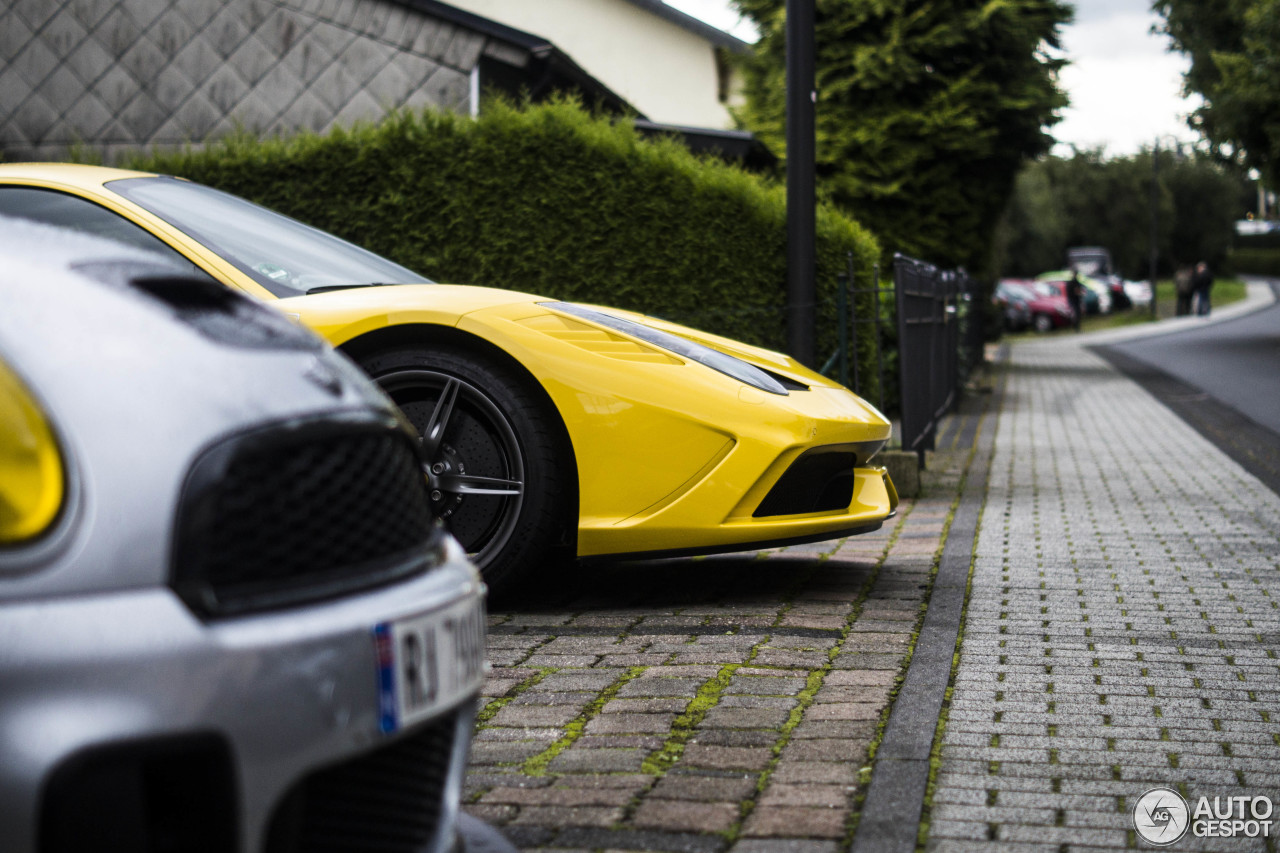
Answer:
xmin=374 ymin=596 xmax=486 ymax=734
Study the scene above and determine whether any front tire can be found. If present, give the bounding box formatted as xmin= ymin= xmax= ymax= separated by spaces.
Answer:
xmin=358 ymin=345 xmax=573 ymax=595
xmin=1033 ymin=313 xmax=1053 ymax=333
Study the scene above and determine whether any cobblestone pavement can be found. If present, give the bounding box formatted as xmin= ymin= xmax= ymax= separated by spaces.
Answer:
xmin=928 ymin=340 xmax=1280 ymax=852
xmin=461 ymin=414 xmax=985 ymax=853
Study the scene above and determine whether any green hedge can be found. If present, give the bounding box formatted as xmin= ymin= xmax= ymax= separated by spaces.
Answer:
xmin=1230 ymin=247 xmax=1280 ymax=276
xmin=1234 ymin=230 xmax=1280 ymax=251
xmin=125 ymin=101 xmax=887 ymax=406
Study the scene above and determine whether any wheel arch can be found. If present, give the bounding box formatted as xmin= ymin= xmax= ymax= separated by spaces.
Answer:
xmin=339 ymin=323 xmax=580 ymax=547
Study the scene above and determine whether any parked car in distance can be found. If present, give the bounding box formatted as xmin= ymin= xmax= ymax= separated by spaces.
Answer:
xmin=1066 ymin=247 xmax=1131 ymax=310
xmin=993 ymin=279 xmax=1033 ymax=331
xmin=998 ymin=279 xmax=1073 ymax=333
xmin=0 ymin=163 xmax=899 ymax=595
xmin=0 ymin=221 xmax=488 ymax=853
xmin=1123 ymin=279 xmax=1153 ymax=308
xmin=1037 ymin=270 xmax=1111 ymax=314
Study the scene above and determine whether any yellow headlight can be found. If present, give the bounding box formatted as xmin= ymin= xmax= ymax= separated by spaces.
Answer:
xmin=0 ymin=360 xmax=64 ymax=545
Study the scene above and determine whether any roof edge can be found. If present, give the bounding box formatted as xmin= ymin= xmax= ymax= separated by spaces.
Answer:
xmin=618 ymin=0 xmax=752 ymax=52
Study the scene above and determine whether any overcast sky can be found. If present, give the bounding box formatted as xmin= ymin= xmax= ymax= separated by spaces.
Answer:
xmin=663 ymin=0 xmax=1199 ymax=156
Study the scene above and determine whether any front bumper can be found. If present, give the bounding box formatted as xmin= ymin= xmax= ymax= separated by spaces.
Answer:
xmin=581 ymin=464 xmax=898 ymax=559
xmin=0 ymin=548 xmax=485 ymax=853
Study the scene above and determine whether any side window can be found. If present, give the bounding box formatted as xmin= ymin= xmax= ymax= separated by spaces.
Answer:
xmin=0 ymin=186 xmax=209 ymax=278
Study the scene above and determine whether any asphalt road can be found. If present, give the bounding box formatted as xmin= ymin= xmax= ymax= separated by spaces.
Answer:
xmin=1095 ymin=280 xmax=1280 ymax=498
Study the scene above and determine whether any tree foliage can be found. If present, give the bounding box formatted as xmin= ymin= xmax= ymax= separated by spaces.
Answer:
xmin=731 ymin=0 xmax=1072 ymax=273
xmin=1155 ymin=0 xmax=1280 ymax=187
xmin=995 ymin=149 xmax=1247 ymax=278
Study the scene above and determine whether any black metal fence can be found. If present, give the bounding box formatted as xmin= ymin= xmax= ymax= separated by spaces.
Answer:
xmin=821 ymin=252 xmax=891 ymax=415
xmin=893 ymin=254 xmax=984 ymax=464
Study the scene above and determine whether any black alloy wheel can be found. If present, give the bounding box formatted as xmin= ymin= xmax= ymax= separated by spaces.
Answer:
xmin=358 ymin=345 xmax=571 ymax=593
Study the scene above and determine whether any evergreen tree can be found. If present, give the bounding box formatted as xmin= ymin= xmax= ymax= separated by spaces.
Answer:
xmin=732 ymin=0 xmax=1072 ymax=272
xmin=1155 ymin=0 xmax=1280 ymax=188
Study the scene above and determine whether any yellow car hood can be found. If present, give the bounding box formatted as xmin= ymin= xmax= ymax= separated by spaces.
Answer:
xmin=277 ymin=284 xmax=845 ymax=395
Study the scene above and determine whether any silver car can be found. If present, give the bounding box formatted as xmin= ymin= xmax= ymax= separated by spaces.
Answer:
xmin=0 ymin=221 xmax=487 ymax=853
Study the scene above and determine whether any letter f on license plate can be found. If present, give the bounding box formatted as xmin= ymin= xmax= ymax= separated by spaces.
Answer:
xmin=375 ymin=598 xmax=485 ymax=733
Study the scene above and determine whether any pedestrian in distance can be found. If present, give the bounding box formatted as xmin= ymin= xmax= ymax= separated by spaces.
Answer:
xmin=1175 ymin=265 xmax=1194 ymax=316
xmin=1191 ymin=261 xmax=1214 ymax=316
xmin=1065 ymin=268 xmax=1085 ymax=332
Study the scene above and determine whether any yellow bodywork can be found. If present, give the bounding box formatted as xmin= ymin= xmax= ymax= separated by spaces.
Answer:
xmin=0 ymin=163 xmax=897 ymax=558
xmin=0 ymin=358 xmax=64 ymax=545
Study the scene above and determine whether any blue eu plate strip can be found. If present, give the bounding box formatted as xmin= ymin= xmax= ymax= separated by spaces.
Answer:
xmin=374 ymin=623 xmax=397 ymax=734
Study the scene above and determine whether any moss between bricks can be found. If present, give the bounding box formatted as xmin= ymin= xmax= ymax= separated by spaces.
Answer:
xmin=737 ymin=511 xmax=906 ymax=846
xmin=639 ymin=660 xmax=753 ymax=777
xmin=521 ymin=665 xmax=648 ymax=776
xmin=474 ymin=666 xmax=554 ymax=727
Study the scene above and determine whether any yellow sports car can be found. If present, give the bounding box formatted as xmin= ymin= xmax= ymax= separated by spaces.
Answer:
xmin=0 ymin=163 xmax=897 ymax=593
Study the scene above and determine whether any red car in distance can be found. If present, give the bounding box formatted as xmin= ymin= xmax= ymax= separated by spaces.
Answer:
xmin=996 ymin=279 xmax=1074 ymax=333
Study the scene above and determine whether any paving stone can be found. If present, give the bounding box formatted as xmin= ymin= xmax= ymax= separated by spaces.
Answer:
xmin=468 ymin=741 xmax=546 ymax=765
xmin=576 ymin=734 xmax=667 ymax=750
xmin=700 ymin=706 xmax=792 ymax=729
xmin=463 ymin=802 xmax=517 ymax=823
xmin=804 ymin=703 xmax=882 ymax=721
xmin=741 ymin=806 xmax=846 ymax=839
xmin=728 ymin=840 xmax=840 ymax=853
xmin=779 ymin=739 xmax=867 ymax=764
xmin=584 ymin=713 xmax=677 ymax=735
xmin=770 ymin=762 xmax=860 ymax=785
xmin=480 ymin=786 xmax=637 ymax=808
xmin=649 ymin=773 xmax=758 ymax=802
xmin=757 ymin=784 xmax=850 ymax=808
xmin=548 ymin=748 xmax=647 ymax=773
xmin=603 ymin=697 xmax=690 ymax=714
xmin=631 ymin=800 xmax=739 ymax=833
xmin=507 ymin=805 xmax=624 ymax=828
xmin=488 ymin=704 xmax=583 ymax=729
xmin=691 ymin=730 xmax=779 ymax=748
xmin=679 ymin=745 xmax=775 ymax=771
xmin=927 ymin=339 xmax=1280 ymax=850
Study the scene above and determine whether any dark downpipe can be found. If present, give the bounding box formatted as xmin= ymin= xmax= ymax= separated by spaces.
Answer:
xmin=786 ymin=0 xmax=816 ymax=367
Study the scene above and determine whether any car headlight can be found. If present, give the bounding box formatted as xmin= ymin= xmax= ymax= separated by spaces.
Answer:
xmin=542 ymin=302 xmax=789 ymax=396
xmin=0 ymin=359 xmax=65 ymax=544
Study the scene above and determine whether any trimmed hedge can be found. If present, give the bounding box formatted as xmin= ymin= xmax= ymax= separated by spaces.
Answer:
xmin=1234 ymin=230 xmax=1280 ymax=251
xmin=1230 ymin=247 xmax=1280 ymax=276
xmin=125 ymin=101 xmax=887 ymax=405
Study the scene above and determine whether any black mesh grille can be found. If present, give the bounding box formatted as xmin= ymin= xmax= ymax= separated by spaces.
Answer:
xmin=754 ymin=450 xmax=857 ymax=517
xmin=173 ymin=416 xmax=442 ymax=617
xmin=265 ymin=712 xmax=459 ymax=853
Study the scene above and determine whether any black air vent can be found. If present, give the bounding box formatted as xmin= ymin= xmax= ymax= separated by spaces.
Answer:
xmin=173 ymin=415 xmax=443 ymax=617
xmin=265 ymin=712 xmax=459 ymax=853
xmin=75 ymin=260 xmax=321 ymax=351
xmin=754 ymin=450 xmax=857 ymax=517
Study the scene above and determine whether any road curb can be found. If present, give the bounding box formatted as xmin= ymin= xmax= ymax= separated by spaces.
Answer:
xmin=848 ymin=359 xmax=1005 ymax=853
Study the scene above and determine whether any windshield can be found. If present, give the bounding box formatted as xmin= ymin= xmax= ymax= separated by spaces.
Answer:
xmin=109 ymin=176 xmax=431 ymax=297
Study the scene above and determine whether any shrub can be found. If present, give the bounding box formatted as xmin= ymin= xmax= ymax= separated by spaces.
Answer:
xmin=1229 ymin=247 xmax=1280 ymax=276
xmin=126 ymin=100 xmax=888 ymax=406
